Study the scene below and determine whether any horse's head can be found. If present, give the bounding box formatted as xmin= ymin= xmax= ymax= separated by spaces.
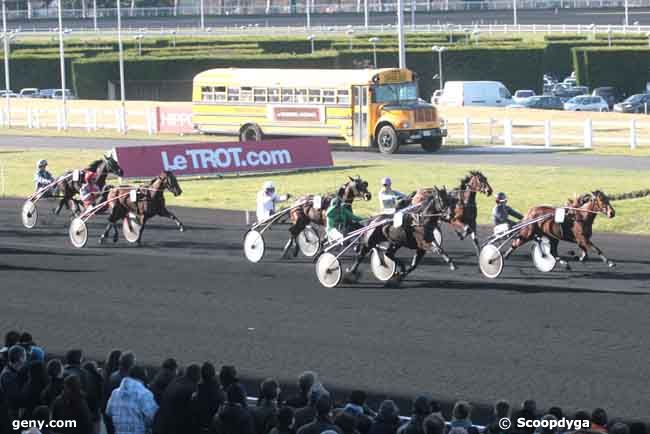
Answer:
xmin=343 ymin=176 xmax=372 ymax=202
xmin=591 ymin=190 xmax=615 ymax=218
xmin=425 ymin=186 xmax=451 ymax=220
xmin=162 ymin=171 xmax=183 ymax=197
xmin=464 ymin=171 xmax=493 ymax=196
xmin=104 ymin=153 xmax=124 ymax=177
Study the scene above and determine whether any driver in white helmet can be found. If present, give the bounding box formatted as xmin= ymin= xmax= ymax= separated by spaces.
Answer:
xmin=378 ymin=177 xmax=406 ymax=214
xmin=256 ymin=181 xmax=291 ymax=222
xmin=34 ymin=159 xmax=56 ymax=196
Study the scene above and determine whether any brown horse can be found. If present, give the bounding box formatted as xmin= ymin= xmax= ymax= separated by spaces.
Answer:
xmin=99 ymin=171 xmax=184 ymax=245
xmin=503 ymin=190 xmax=616 ymax=269
xmin=282 ymin=176 xmax=372 ymax=258
xmin=55 ymin=154 xmax=124 ymax=215
xmin=412 ymin=171 xmax=493 ymax=254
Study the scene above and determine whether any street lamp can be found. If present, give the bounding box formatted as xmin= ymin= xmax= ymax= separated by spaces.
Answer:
xmin=307 ymin=34 xmax=316 ymax=54
xmin=116 ymin=0 xmax=126 ymax=134
xmin=624 ymin=0 xmax=629 ymax=27
xmin=431 ymin=45 xmax=446 ymax=92
xmin=56 ymin=0 xmax=68 ymax=130
xmin=396 ymin=0 xmax=405 ymax=68
xmin=369 ymin=36 xmax=379 ymax=68
xmin=134 ymin=34 xmax=144 ymax=56
xmin=472 ymin=28 xmax=480 ymax=44
xmin=306 ymin=0 xmax=311 ymax=30
xmin=363 ymin=0 xmax=368 ymax=29
xmin=200 ymin=0 xmax=205 ymax=30
xmin=513 ymin=0 xmax=517 ymax=26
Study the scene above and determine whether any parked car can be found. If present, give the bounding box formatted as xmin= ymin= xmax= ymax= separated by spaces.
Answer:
xmin=563 ymin=95 xmax=609 ymax=112
xmin=19 ymin=88 xmax=39 ymax=98
xmin=37 ymin=89 xmax=57 ymax=98
xmin=0 ymin=90 xmax=17 ymax=98
xmin=438 ymin=81 xmax=512 ymax=107
xmin=592 ymin=87 xmax=622 ymax=109
xmin=507 ymin=95 xmax=564 ymax=110
xmin=563 ymin=78 xmax=578 ymax=87
xmin=51 ymin=89 xmax=77 ymax=100
xmin=552 ymin=84 xmax=589 ymax=101
xmin=613 ymin=93 xmax=650 ymax=113
xmin=513 ymin=89 xmax=535 ymax=104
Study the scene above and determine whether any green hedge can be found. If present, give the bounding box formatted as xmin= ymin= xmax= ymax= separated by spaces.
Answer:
xmin=257 ymin=38 xmax=336 ymax=54
xmin=595 ymin=33 xmax=648 ymax=40
xmin=573 ymin=47 xmax=650 ymax=95
xmin=544 ymin=34 xmax=588 ymax=42
xmin=0 ymin=53 xmax=82 ymax=91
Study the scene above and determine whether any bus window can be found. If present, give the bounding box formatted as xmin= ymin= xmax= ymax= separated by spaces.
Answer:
xmin=308 ymin=89 xmax=321 ymax=103
xmin=323 ymin=89 xmax=336 ymax=104
xmin=268 ymin=88 xmax=280 ymax=103
xmin=201 ymin=86 xmax=213 ymax=102
xmin=282 ymin=88 xmax=295 ymax=103
xmin=214 ymin=86 xmax=226 ymax=102
xmin=241 ymin=87 xmax=253 ymax=103
xmin=253 ymin=88 xmax=267 ymax=102
xmin=296 ymin=89 xmax=308 ymax=103
xmin=228 ymin=88 xmax=240 ymax=102
xmin=337 ymin=89 xmax=350 ymax=105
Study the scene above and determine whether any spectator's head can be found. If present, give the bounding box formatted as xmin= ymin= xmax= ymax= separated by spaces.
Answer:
xmin=413 ymin=395 xmax=432 ymax=417
xmin=119 ymin=351 xmax=136 ymax=373
xmin=315 ymin=394 xmax=332 ymax=418
xmin=30 ymin=346 xmax=45 ymax=362
xmin=574 ymin=410 xmax=590 ymax=422
xmin=8 ymin=345 xmax=26 ymax=370
xmin=226 ymin=383 xmax=247 ymax=406
xmin=162 ymin=358 xmax=178 ymax=373
xmin=430 ymin=400 xmax=441 ymax=414
xmin=65 ymin=349 xmax=83 ymax=366
xmin=522 ymin=400 xmax=537 ymax=418
xmin=424 ymin=415 xmax=446 ymax=434
xmin=184 ymin=363 xmax=201 ymax=384
xmin=335 ymin=410 xmax=357 ymax=434
xmin=128 ymin=366 xmax=148 ymax=384
xmin=495 ymin=400 xmax=510 ymax=419
xmin=63 ymin=374 xmax=83 ymax=404
xmin=28 ymin=360 xmax=46 ymax=383
xmin=201 ymin=362 xmax=216 ymax=383
xmin=452 ymin=401 xmax=471 ymax=422
xmin=308 ymin=383 xmax=328 ymax=407
xmin=260 ymin=378 xmax=280 ymax=401
xmin=591 ymin=408 xmax=607 ymax=427
xmin=547 ymin=407 xmax=563 ymax=419
xmin=219 ymin=365 xmax=238 ymax=389
xmin=610 ymin=423 xmax=631 ymax=434
xmin=534 ymin=415 xmax=558 ymax=434
xmin=32 ymin=406 xmax=51 ymax=425
xmin=83 ymin=361 xmax=99 ymax=375
xmin=277 ymin=406 xmax=295 ymax=429
xmin=47 ymin=359 xmax=63 ymax=379
xmin=20 ymin=332 xmax=34 ymax=345
xmin=4 ymin=330 xmax=20 ymax=348
xmin=378 ymin=400 xmax=400 ymax=421
xmin=629 ymin=422 xmax=647 ymax=434
xmin=349 ymin=390 xmax=366 ymax=406
xmin=298 ymin=371 xmax=317 ymax=394
xmin=105 ymin=350 xmax=122 ymax=375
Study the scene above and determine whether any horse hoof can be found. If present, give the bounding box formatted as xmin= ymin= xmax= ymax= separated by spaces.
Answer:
xmin=343 ymin=271 xmax=360 ymax=283
xmin=449 ymin=262 xmax=457 ymax=271
xmin=98 ymin=237 xmax=105 ymax=245
xmin=179 ymin=226 xmax=185 ymax=233
xmin=608 ymin=261 xmax=616 ymax=268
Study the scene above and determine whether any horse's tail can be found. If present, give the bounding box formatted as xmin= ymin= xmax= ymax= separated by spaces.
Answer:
xmin=609 ymin=189 xmax=650 ymax=201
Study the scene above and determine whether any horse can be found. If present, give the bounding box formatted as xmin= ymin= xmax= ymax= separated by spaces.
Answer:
xmin=503 ymin=190 xmax=616 ymax=269
xmin=55 ymin=153 xmax=124 ymax=216
xmin=99 ymin=171 xmax=184 ymax=245
xmin=282 ymin=176 xmax=373 ymax=258
xmin=346 ymin=186 xmax=457 ymax=282
xmin=412 ymin=170 xmax=493 ymax=255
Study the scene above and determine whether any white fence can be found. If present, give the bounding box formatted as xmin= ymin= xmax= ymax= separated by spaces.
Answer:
xmin=447 ymin=117 xmax=648 ymax=149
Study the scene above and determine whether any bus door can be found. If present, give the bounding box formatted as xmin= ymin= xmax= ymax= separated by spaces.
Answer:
xmin=352 ymin=85 xmax=370 ymax=147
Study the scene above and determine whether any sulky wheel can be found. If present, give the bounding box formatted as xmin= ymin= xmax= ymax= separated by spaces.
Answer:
xmin=297 ymin=226 xmax=321 ymax=258
xmin=122 ymin=212 xmax=142 ymax=244
xmin=69 ymin=218 xmax=88 ymax=249
xmin=21 ymin=200 xmax=38 ymax=229
xmin=479 ymin=244 xmax=504 ymax=279
xmin=315 ymin=252 xmax=342 ymax=288
xmin=243 ymin=229 xmax=265 ymax=263
xmin=531 ymin=236 xmax=557 ymax=273
xmin=370 ymin=248 xmax=397 ymax=282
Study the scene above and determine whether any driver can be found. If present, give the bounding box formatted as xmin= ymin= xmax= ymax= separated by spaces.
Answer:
xmin=256 ymin=181 xmax=290 ymax=222
xmin=80 ymin=171 xmax=100 ymax=208
xmin=326 ymin=188 xmax=364 ymax=239
xmin=34 ymin=159 xmax=56 ymax=195
xmin=492 ymin=192 xmax=523 ymax=228
xmin=378 ymin=177 xmax=406 ymax=214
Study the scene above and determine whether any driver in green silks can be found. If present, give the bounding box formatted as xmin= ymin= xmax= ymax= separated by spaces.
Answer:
xmin=326 ymin=189 xmax=364 ymax=239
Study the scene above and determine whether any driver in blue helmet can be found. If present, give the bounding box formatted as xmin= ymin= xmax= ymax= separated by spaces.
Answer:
xmin=492 ymin=192 xmax=523 ymax=227
xmin=34 ymin=159 xmax=56 ymax=196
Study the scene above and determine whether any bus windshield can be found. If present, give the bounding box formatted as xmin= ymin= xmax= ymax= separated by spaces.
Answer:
xmin=373 ymin=82 xmax=418 ymax=104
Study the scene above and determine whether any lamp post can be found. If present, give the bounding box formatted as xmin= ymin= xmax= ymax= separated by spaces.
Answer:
xmin=369 ymin=36 xmax=379 ymax=68
xmin=364 ymin=0 xmax=368 ymax=29
xmin=93 ymin=0 xmax=98 ymax=31
xmin=135 ymin=34 xmax=144 ymax=55
xmin=512 ymin=0 xmax=517 ymax=26
xmin=200 ymin=0 xmax=205 ymax=30
xmin=116 ymin=0 xmax=126 ymax=133
xmin=431 ymin=45 xmax=446 ymax=91
xmin=307 ymin=34 xmax=316 ymax=54
xmin=2 ymin=0 xmax=10 ymax=127
xmin=56 ymin=0 xmax=68 ymax=130
xmin=306 ymin=0 xmax=310 ymax=29
xmin=624 ymin=0 xmax=629 ymax=27
xmin=396 ymin=0 xmax=405 ymax=68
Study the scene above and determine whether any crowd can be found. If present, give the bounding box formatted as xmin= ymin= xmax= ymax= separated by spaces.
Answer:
xmin=0 ymin=331 xmax=647 ymax=434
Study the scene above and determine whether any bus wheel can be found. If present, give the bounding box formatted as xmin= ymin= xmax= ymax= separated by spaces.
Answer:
xmin=376 ymin=125 xmax=399 ymax=154
xmin=421 ymin=137 xmax=443 ymax=153
xmin=240 ymin=124 xmax=263 ymax=142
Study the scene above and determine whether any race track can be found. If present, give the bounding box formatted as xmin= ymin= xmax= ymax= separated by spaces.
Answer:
xmin=1 ymin=197 xmax=649 ymax=421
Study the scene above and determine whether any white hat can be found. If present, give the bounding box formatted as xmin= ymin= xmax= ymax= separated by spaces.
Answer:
xmin=263 ymin=181 xmax=275 ymax=190
xmin=381 ymin=177 xmax=391 ymax=186
xmin=37 ymin=159 xmax=48 ymax=168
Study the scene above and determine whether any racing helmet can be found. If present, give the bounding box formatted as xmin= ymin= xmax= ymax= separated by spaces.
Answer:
xmin=381 ymin=177 xmax=392 ymax=187
xmin=37 ymin=159 xmax=48 ymax=169
xmin=263 ymin=181 xmax=275 ymax=191
xmin=84 ymin=171 xmax=97 ymax=183
xmin=496 ymin=192 xmax=507 ymax=203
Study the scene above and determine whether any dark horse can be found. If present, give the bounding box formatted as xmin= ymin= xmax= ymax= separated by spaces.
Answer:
xmin=99 ymin=171 xmax=184 ymax=245
xmin=503 ymin=190 xmax=616 ymax=269
xmin=283 ymin=176 xmax=372 ymax=258
xmin=412 ymin=170 xmax=492 ymax=254
xmin=346 ymin=186 xmax=456 ymax=281
xmin=55 ymin=153 xmax=124 ymax=215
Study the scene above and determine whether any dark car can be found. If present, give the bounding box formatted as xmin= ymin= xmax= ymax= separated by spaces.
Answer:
xmin=37 ymin=89 xmax=57 ymax=98
xmin=592 ymin=87 xmax=622 ymax=109
xmin=523 ymin=95 xmax=564 ymax=110
xmin=551 ymin=84 xmax=589 ymax=102
xmin=613 ymin=93 xmax=650 ymax=113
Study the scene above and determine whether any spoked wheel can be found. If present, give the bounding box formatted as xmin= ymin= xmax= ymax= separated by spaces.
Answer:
xmin=479 ymin=244 xmax=504 ymax=279
xmin=370 ymin=248 xmax=397 ymax=282
xmin=297 ymin=226 xmax=321 ymax=258
xmin=531 ymin=236 xmax=556 ymax=272
xmin=243 ymin=229 xmax=265 ymax=263
xmin=21 ymin=200 xmax=38 ymax=229
xmin=122 ymin=212 xmax=142 ymax=244
xmin=315 ymin=252 xmax=342 ymax=288
xmin=69 ymin=218 xmax=88 ymax=249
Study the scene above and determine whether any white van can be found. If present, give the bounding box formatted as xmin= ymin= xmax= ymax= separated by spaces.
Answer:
xmin=437 ymin=81 xmax=512 ymax=107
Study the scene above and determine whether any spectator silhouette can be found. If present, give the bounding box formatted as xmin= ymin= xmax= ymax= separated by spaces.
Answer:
xmin=424 ymin=414 xmax=446 ymax=434
xmin=51 ymin=375 xmax=93 ymax=434
xmin=0 ymin=331 xmax=20 ymax=371
xmin=0 ymin=345 xmax=28 ymax=420
xmin=609 ymin=422 xmax=631 ymax=434
xmin=102 ymin=350 xmax=122 ymax=399
xmin=63 ymin=350 xmax=88 ymax=391
xmin=449 ymin=401 xmax=478 ymax=434
xmin=335 ymin=410 xmax=360 ymax=434
xmin=269 ymin=406 xmax=294 ymax=434
xmin=591 ymin=408 xmax=607 ymax=433
xmin=155 ymin=363 xmax=200 ymax=434
xmin=219 ymin=366 xmax=238 ymax=392
xmin=284 ymin=372 xmax=317 ymax=409
xmin=107 ymin=352 xmax=136 ymax=402
xmin=397 ymin=396 xmax=431 ymax=434
xmin=339 ymin=390 xmax=373 ymax=434
xmin=368 ymin=400 xmax=401 ymax=434
xmin=22 ymin=360 xmax=47 ymax=419
xmin=296 ymin=394 xmax=342 ymax=434
xmin=513 ymin=400 xmax=538 ymax=434
xmin=485 ymin=400 xmax=511 ymax=434
xmin=294 ymin=384 xmax=328 ymax=431
xmin=41 ymin=359 xmax=64 ymax=407
xmin=106 ymin=366 xmax=158 ymax=434
xmin=150 ymin=358 xmax=178 ymax=406
xmin=192 ymin=362 xmax=224 ymax=434
xmin=82 ymin=361 xmax=104 ymax=434
xmin=212 ymin=383 xmax=255 ymax=434
xmin=251 ymin=378 xmax=280 ymax=434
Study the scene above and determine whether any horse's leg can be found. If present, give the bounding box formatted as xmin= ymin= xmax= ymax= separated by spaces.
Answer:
xmin=402 ymin=249 xmax=426 ymax=277
xmin=550 ymin=238 xmax=570 ymax=270
xmin=584 ymin=240 xmax=615 ymax=267
xmin=345 ymin=244 xmax=369 ymax=278
xmin=159 ymin=207 xmax=185 ymax=232
xmin=449 ymin=220 xmax=466 ymax=240
xmin=136 ymin=215 xmax=147 ymax=245
xmin=431 ymin=239 xmax=457 ymax=271
xmin=283 ymin=219 xmax=304 ymax=259
xmin=100 ymin=208 xmax=119 ymax=244
xmin=468 ymin=221 xmax=480 ymax=255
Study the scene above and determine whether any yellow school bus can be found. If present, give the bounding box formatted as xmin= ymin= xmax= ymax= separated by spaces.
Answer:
xmin=192 ymin=68 xmax=446 ymax=154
